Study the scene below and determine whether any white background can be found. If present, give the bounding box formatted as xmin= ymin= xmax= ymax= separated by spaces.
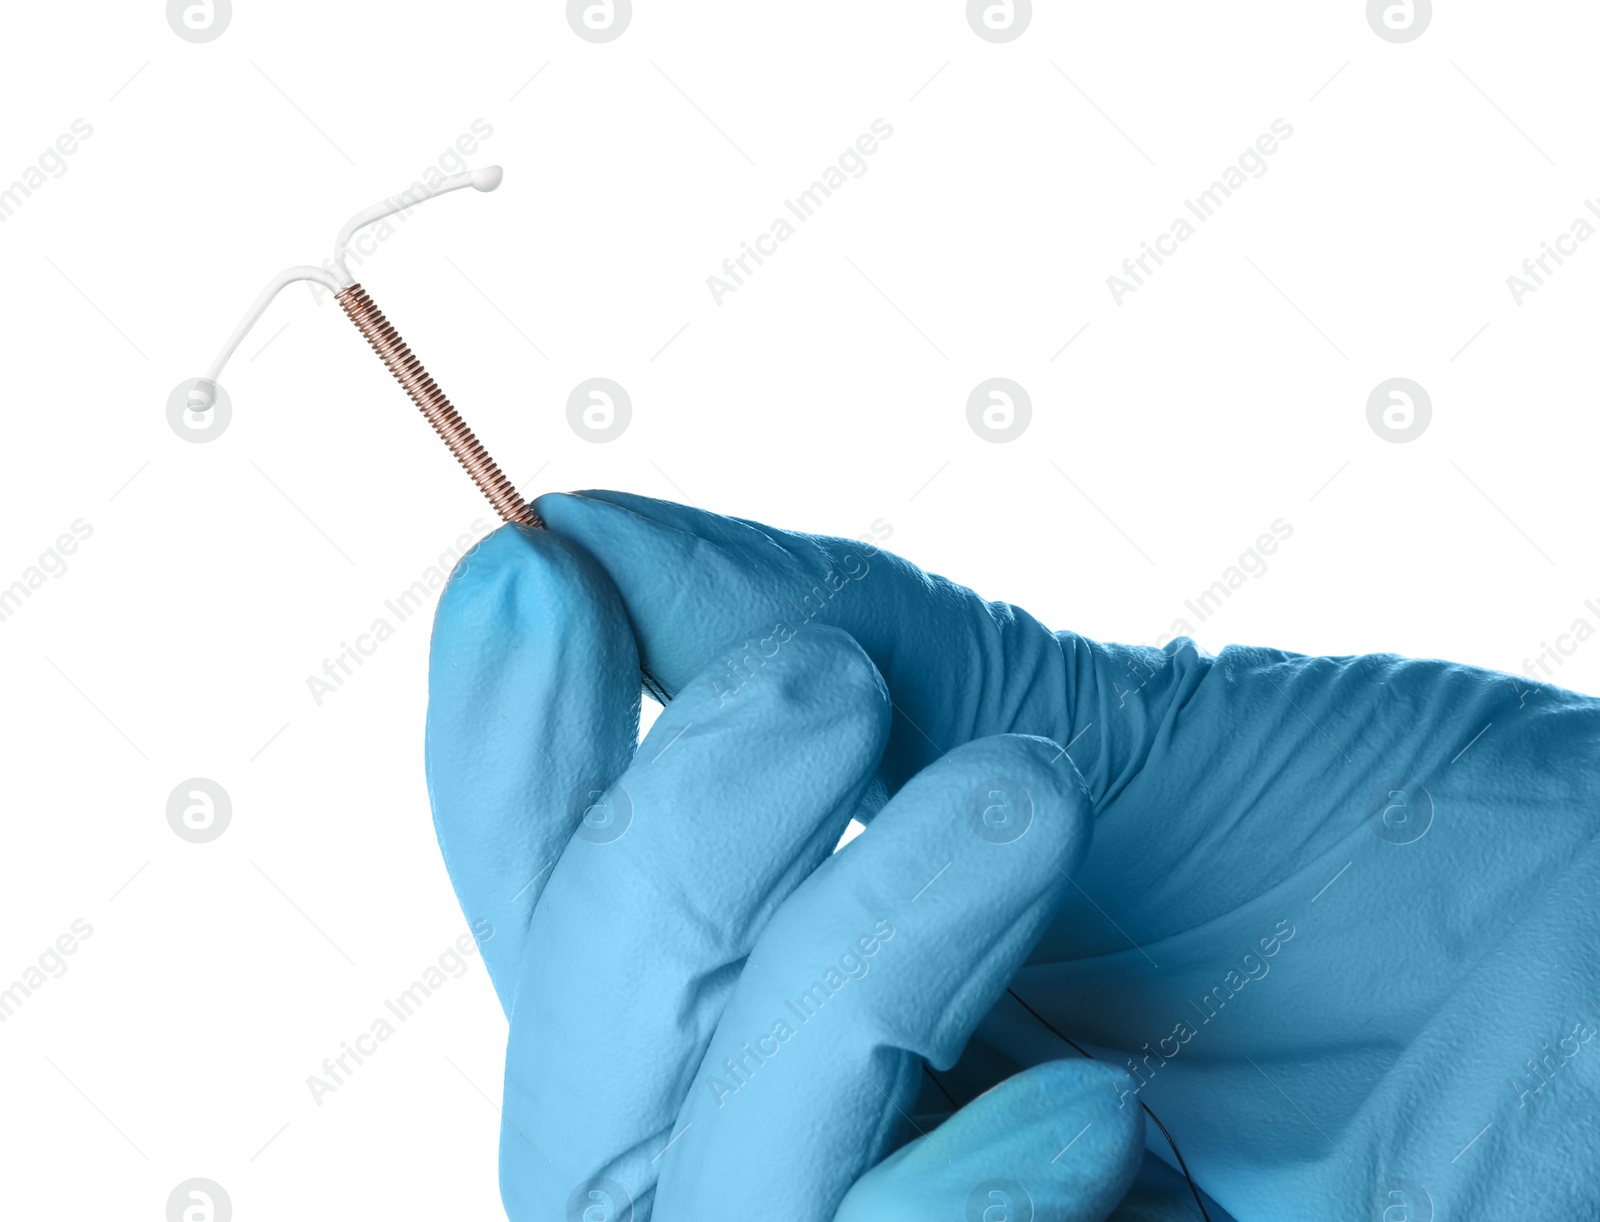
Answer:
xmin=2 ymin=1 xmax=1597 ymax=1217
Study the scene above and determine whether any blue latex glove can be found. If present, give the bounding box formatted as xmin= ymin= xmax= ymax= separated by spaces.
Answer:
xmin=429 ymin=490 xmax=1600 ymax=1220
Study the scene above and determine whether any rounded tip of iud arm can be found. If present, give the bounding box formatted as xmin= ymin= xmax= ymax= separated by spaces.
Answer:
xmin=471 ymin=165 xmax=503 ymax=192
xmin=186 ymin=379 xmax=217 ymax=411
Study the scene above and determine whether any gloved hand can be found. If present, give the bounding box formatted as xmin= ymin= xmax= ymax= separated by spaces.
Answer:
xmin=424 ymin=511 xmax=1144 ymax=1221
xmin=429 ymin=490 xmax=1600 ymax=1221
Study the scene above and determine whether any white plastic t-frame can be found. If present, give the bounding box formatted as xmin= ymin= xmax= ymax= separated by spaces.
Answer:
xmin=187 ymin=165 xmax=503 ymax=411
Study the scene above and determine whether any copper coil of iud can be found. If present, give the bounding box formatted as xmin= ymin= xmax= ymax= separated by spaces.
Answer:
xmin=336 ymin=282 xmax=674 ymax=704
xmin=336 ymin=283 xmax=542 ymax=529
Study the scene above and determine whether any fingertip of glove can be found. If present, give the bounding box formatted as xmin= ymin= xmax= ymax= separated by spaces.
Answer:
xmin=660 ymin=626 xmax=891 ymax=783
xmin=1025 ymin=1061 xmax=1148 ymax=1212
xmin=533 ymin=489 xmax=669 ymax=539
xmin=532 ymin=490 xmax=700 ymax=593
xmin=537 ymin=489 xmax=761 ymax=559
xmin=965 ymin=1061 xmax=1147 ymax=1179
xmin=757 ymin=625 xmax=892 ymax=759
xmin=1008 ymin=1059 xmax=1147 ymax=1135
xmin=432 ymin=522 xmax=606 ymax=646
xmin=437 ymin=521 xmax=542 ymax=607
xmin=766 ymin=624 xmax=889 ymax=710
xmin=924 ymin=734 xmax=1095 ymax=872
xmin=837 ymin=1061 xmax=1146 ymax=1222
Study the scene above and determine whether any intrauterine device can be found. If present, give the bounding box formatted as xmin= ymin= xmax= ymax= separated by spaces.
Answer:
xmin=188 ymin=166 xmax=541 ymax=528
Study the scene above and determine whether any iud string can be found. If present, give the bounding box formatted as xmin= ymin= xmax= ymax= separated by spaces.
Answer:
xmin=1006 ymin=987 xmax=1212 ymax=1221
